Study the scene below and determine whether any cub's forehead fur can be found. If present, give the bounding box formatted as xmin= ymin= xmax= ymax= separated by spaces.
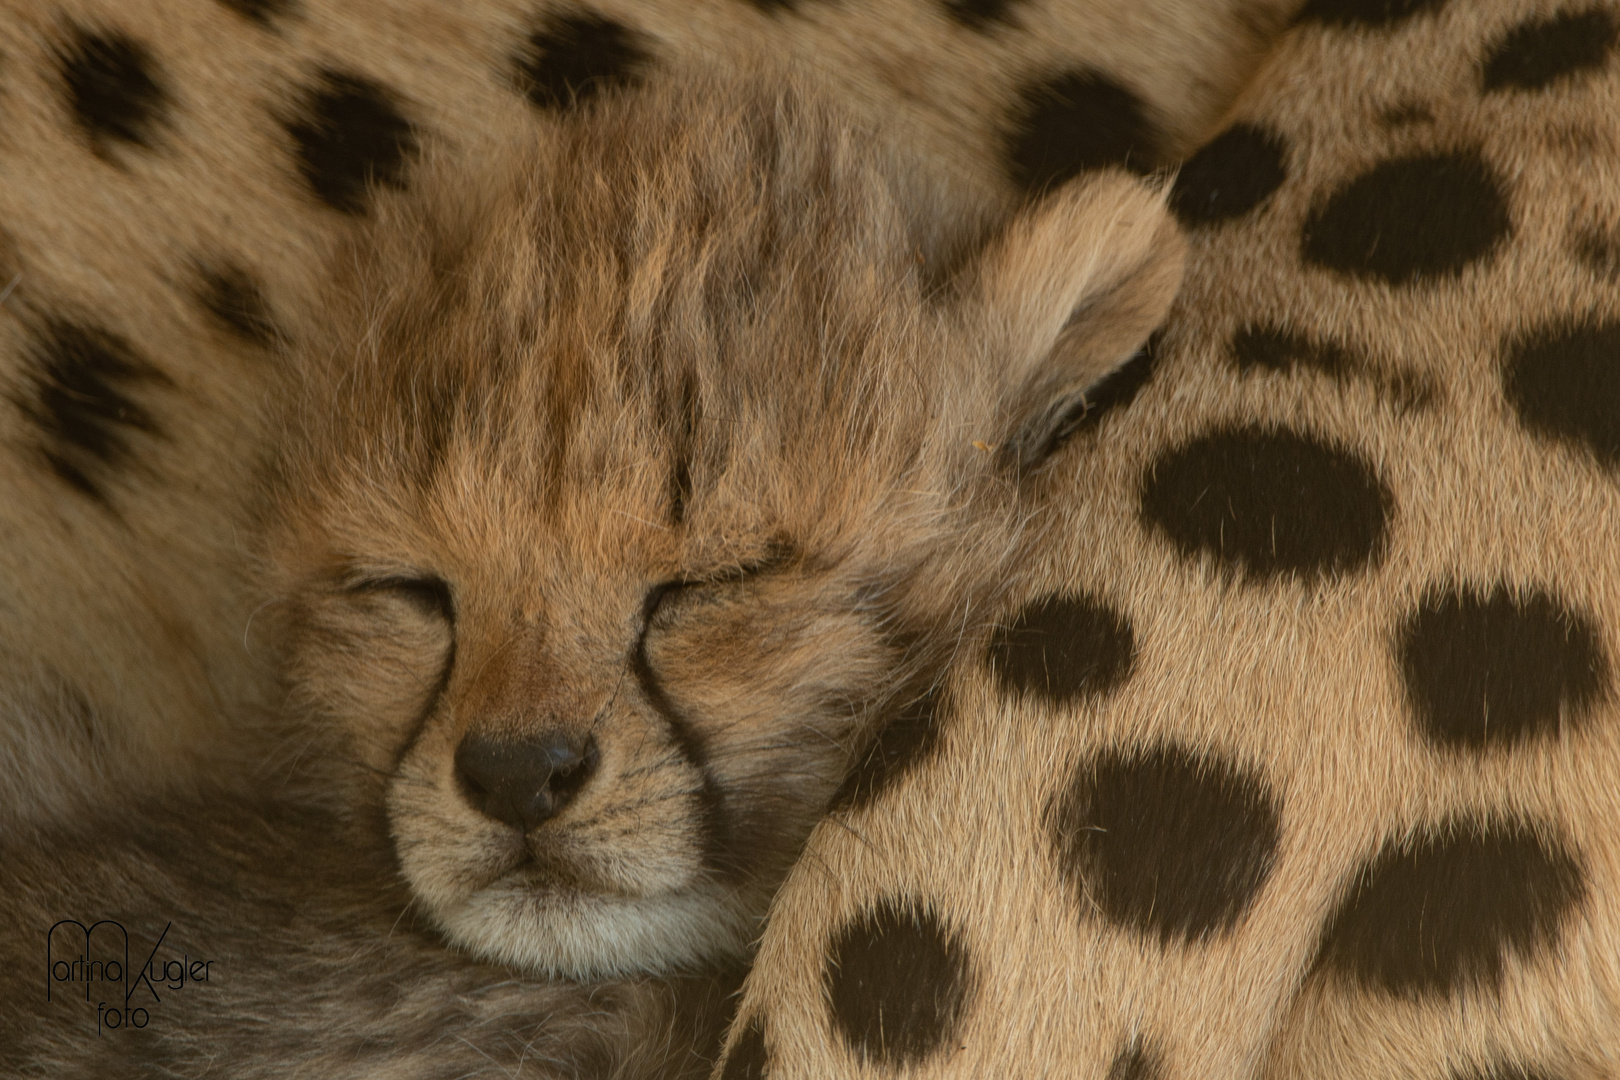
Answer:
xmin=282 ymin=74 xmax=982 ymax=558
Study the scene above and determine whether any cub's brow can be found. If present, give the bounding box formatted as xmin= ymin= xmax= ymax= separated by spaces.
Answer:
xmin=335 ymin=568 xmax=456 ymax=622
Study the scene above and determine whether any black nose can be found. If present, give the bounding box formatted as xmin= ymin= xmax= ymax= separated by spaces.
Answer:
xmin=454 ymin=731 xmax=598 ymax=833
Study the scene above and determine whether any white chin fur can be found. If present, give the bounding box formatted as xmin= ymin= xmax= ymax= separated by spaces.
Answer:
xmin=435 ymin=877 xmax=758 ymax=979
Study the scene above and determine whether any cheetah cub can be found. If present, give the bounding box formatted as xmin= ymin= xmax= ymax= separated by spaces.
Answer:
xmin=260 ymin=71 xmax=1185 ymax=980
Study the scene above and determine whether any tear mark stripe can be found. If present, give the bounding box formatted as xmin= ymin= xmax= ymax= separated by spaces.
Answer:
xmin=633 ymin=583 xmax=736 ymax=878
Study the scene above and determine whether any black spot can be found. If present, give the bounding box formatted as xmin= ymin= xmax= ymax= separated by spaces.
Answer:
xmin=829 ymin=687 xmax=946 ymax=814
xmin=513 ymin=12 xmax=651 ymax=112
xmin=1139 ymin=426 xmax=1392 ymax=583
xmin=1482 ymin=9 xmax=1617 ymax=92
xmin=1314 ymin=818 xmax=1586 ymax=998
xmin=1231 ymin=324 xmax=1434 ymax=410
xmin=29 ymin=673 xmax=102 ymax=747
xmin=987 ymin=593 xmax=1135 ymax=706
xmin=1030 ymin=335 xmax=1163 ymax=461
xmin=56 ymin=26 xmax=169 ymax=153
xmin=825 ymin=898 xmax=973 ymax=1069
xmin=196 ymin=263 xmax=281 ymax=348
xmin=1048 ymin=744 xmax=1281 ymax=944
xmin=1501 ymin=318 xmax=1620 ymax=468
xmin=214 ymin=0 xmax=295 ymax=25
xmin=17 ymin=319 xmax=169 ymax=502
xmin=1574 ymin=227 xmax=1620 ymax=280
xmin=1004 ymin=70 xmax=1159 ymax=192
xmin=1380 ymin=102 xmax=1435 ymax=127
xmin=1170 ymin=124 xmax=1289 ymax=227
xmin=1233 ymin=324 xmax=1355 ymax=380
xmin=943 ymin=0 xmax=1025 ymax=31
xmin=284 ymin=70 xmax=417 ymax=215
xmin=1398 ymin=584 xmax=1608 ymax=750
xmin=1296 ymin=0 xmax=1449 ymax=28
xmin=719 ymin=1016 xmax=769 ymax=1080
xmin=1301 ymin=152 xmax=1511 ymax=285
xmin=1108 ymin=1040 xmax=1163 ymax=1080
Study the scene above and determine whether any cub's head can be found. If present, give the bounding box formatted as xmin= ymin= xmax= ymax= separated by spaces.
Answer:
xmin=262 ymin=74 xmax=1183 ymax=978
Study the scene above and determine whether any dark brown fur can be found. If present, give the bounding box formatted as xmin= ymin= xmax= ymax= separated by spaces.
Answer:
xmin=2 ymin=776 xmax=741 ymax=1078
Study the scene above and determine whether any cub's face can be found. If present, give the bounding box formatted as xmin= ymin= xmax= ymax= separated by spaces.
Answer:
xmin=263 ymin=78 xmax=1184 ymax=978
xmin=277 ymin=383 xmax=960 ymax=978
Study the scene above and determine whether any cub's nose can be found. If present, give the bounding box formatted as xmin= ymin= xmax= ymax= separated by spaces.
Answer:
xmin=453 ymin=731 xmax=598 ymax=833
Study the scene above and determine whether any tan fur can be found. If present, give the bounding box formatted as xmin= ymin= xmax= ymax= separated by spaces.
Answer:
xmin=0 ymin=0 xmax=1259 ymax=1069
xmin=719 ymin=0 xmax=1620 ymax=1075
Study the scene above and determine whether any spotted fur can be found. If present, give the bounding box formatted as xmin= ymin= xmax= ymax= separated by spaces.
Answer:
xmin=0 ymin=0 xmax=1264 ymax=1070
xmin=717 ymin=0 xmax=1620 ymax=1076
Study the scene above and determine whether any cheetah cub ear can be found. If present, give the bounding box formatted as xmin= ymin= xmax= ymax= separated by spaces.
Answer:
xmin=970 ymin=170 xmax=1186 ymax=472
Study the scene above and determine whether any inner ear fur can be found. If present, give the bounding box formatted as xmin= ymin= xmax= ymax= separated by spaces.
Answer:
xmin=973 ymin=169 xmax=1187 ymax=472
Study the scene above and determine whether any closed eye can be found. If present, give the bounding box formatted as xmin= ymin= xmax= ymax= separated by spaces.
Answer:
xmin=343 ymin=573 xmax=456 ymax=624
xmin=639 ymin=539 xmax=798 ymax=630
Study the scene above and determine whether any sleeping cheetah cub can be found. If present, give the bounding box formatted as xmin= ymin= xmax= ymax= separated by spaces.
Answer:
xmin=258 ymin=71 xmax=1185 ymax=980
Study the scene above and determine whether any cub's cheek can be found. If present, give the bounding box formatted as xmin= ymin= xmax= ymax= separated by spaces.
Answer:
xmin=386 ymin=721 xmax=461 ymax=822
xmin=642 ymin=610 xmax=900 ymax=868
xmin=388 ymin=781 xmax=527 ymax=908
xmin=648 ymin=605 xmax=894 ymax=723
xmin=286 ymin=608 xmax=453 ymax=773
